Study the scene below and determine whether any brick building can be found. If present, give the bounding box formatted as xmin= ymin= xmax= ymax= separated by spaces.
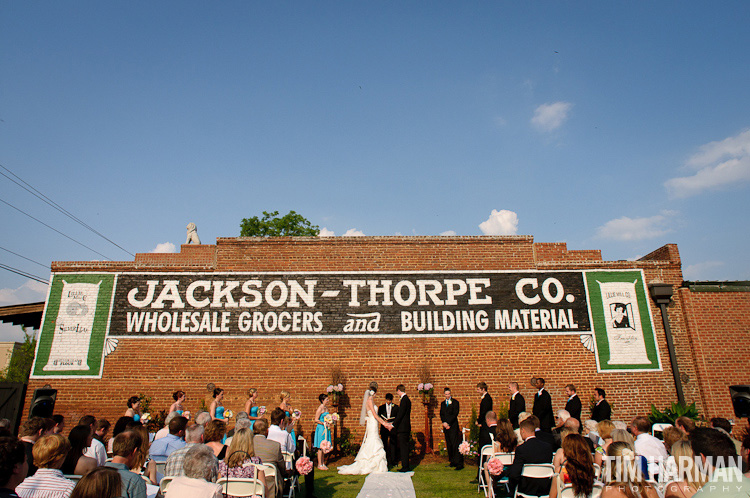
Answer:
xmin=23 ymin=236 xmax=750 ymax=442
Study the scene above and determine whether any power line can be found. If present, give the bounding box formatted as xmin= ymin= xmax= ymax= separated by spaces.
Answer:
xmin=0 ymin=197 xmax=113 ymax=261
xmin=0 ymin=245 xmax=50 ymax=270
xmin=0 ymin=163 xmax=135 ymax=257
xmin=0 ymin=263 xmax=49 ymax=285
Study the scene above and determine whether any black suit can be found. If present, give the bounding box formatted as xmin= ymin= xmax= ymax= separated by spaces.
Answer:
xmin=440 ymin=397 xmax=463 ymax=468
xmin=393 ymin=393 xmax=412 ymax=471
xmin=477 ymin=393 xmax=494 ymax=480
xmin=535 ymin=429 xmax=556 ymax=450
xmin=533 ymin=389 xmax=554 ymax=432
xmin=500 ymin=436 xmax=554 ymax=496
xmin=508 ymin=392 xmax=525 ymax=429
xmin=591 ymin=399 xmax=611 ymax=422
xmin=565 ymin=394 xmax=582 ymax=423
xmin=378 ymin=402 xmax=398 ymax=467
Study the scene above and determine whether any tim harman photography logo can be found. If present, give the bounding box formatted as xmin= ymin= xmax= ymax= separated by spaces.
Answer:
xmin=603 ymin=455 xmax=745 ymax=491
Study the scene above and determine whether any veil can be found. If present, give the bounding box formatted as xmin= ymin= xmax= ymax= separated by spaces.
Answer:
xmin=359 ymin=389 xmax=372 ymax=426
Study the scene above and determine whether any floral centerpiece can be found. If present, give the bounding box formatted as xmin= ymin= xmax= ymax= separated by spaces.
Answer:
xmin=417 ymin=383 xmax=434 ymax=404
xmin=326 ymin=383 xmax=344 ymax=406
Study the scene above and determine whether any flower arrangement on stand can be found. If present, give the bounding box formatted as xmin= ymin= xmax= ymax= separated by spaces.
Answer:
xmin=417 ymin=383 xmax=434 ymax=404
xmin=326 ymin=384 xmax=344 ymax=406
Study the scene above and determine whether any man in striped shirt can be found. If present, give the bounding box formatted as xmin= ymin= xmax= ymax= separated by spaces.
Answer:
xmin=15 ymin=434 xmax=75 ymax=498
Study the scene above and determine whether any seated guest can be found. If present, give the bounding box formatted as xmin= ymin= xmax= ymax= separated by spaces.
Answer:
xmin=81 ymin=417 xmax=107 ymax=466
xmin=483 ymin=418 xmax=518 ymax=495
xmin=60 ymin=426 xmax=97 ymax=476
xmin=550 ymin=433 xmax=595 ymax=498
xmin=253 ymin=419 xmax=289 ymax=498
xmin=41 ymin=420 xmax=55 ymax=437
xmin=104 ymin=431 xmax=147 ymax=498
xmin=630 ymin=416 xmax=668 ymax=480
xmin=601 ymin=441 xmax=659 ymax=498
xmin=498 ymin=416 xmax=554 ymax=496
xmin=51 ymin=416 xmax=65 ymax=435
xmin=663 ymin=439 xmax=707 ymax=498
xmin=529 ymin=414 xmax=556 ymax=449
xmin=107 ymin=417 xmax=134 ymax=455
xmin=710 ymin=417 xmax=742 ymax=456
xmin=552 ymin=428 xmax=574 ymax=473
xmin=225 ymin=417 xmax=252 ymax=446
xmin=689 ymin=427 xmax=749 ymax=497
xmin=218 ymin=428 xmax=266 ymax=498
xmin=154 ymin=412 xmax=180 ymax=441
xmin=515 ymin=412 xmax=531 ymax=444
xmin=675 ymin=417 xmax=696 ymax=436
xmin=584 ymin=419 xmax=600 ymax=448
xmin=611 ymin=428 xmax=635 ymax=447
xmin=165 ymin=424 xmax=205 ymax=477
xmin=194 ymin=412 xmax=212 ymax=428
xmin=663 ymin=426 xmax=686 ymax=455
xmin=129 ymin=425 xmax=157 ymax=484
xmin=553 ymin=409 xmax=571 ymax=437
xmin=480 ymin=411 xmax=499 ymax=451
xmin=18 ymin=418 xmax=46 ymax=477
xmin=92 ymin=419 xmax=110 ymax=447
xmin=267 ymin=409 xmax=295 ymax=459
xmin=16 ymin=434 xmax=75 ymax=498
xmin=165 ymin=445 xmax=222 ymax=498
xmin=149 ymin=416 xmax=188 ymax=461
xmin=204 ymin=420 xmax=227 ymax=460
xmin=69 ymin=467 xmax=121 ymax=498
xmin=0 ymin=436 xmax=29 ymax=496
xmin=595 ymin=420 xmax=616 ymax=465
xmin=742 ymin=433 xmax=750 ymax=477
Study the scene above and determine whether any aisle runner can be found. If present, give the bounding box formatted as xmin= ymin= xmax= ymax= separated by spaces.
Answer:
xmin=356 ymin=472 xmax=416 ymax=498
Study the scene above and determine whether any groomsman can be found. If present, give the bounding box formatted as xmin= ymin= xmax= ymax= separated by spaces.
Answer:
xmin=591 ymin=388 xmax=611 ymax=422
xmin=532 ymin=378 xmax=554 ymax=432
xmin=473 ymin=382 xmax=492 ymax=483
xmin=378 ymin=393 xmax=398 ymax=467
xmin=392 ymin=384 xmax=412 ymax=472
xmin=564 ymin=384 xmax=582 ymax=423
xmin=508 ymin=382 xmax=525 ymax=429
xmin=440 ymin=387 xmax=463 ymax=470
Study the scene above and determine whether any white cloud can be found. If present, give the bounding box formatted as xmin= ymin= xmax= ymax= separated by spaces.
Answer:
xmin=479 ymin=209 xmax=519 ymax=235
xmin=343 ymin=228 xmax=365 ymax=237
xmin=0 ymin=279 xmax=48 ymax=306
xmin=531 ymin=101 xmax=573 ymax=132
xmin=665 ymin=129 xmax=750 ymax=198
xmin=595 ymin=210 xmax=677 ymax=241
xmin=439 ymin=230 xmax=457 ymax=236
xmin=318 ymin=227 xmax=335 ymax=237
xmin=683 ymin=261 xmax=724 ymax=280
xmin=151 ymin=242 xmax=177 ymax=253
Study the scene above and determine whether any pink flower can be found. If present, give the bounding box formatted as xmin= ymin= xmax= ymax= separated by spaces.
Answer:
xmin=424 ymin=383 xmax=433 ymax=390
xmin=292 ymin=409 xmax=301 ymax=419
xmin=296 ymin=456 xmax=313 ymax=475
xmin=320 ymin=440 xmax=333 ymax=454
xmin=336 ymin=383 xmax=344 ymax=391
xmin=258 ymin=406 xmax=266 ymax=416
xmin=458 ymin=441 xmax=471 ymax=456
xmin=486 ymin=457 xmax=504 ymax=476
xmin=418 ymin=383 xmax=424 ymax=391
xmin=331 ymin=413 xmax=339 ymax=422
xmin=326 ymin=385 xmax=334 ymax=393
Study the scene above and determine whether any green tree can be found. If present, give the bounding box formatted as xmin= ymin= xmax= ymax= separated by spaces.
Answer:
xmin=0 ymin=327 xmax=36 ymax=382
xmin=240 ymin=210 xmax=320 ymax=237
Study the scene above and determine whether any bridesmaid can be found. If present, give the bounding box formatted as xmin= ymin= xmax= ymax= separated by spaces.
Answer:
xmin=210 ymin=388 xmax=225 ymax=420
xmin=244 ymin=388 xmax=260 ymax=430
xmin=279 ymin=391 xmax=297 ymax=442
xmin=169 ymin=391 xmax=186 ymax=415
xmin=313 ymin=393 xmax=332 ymax=470
xmin=124 ymin=396 xmax=142 ymax=422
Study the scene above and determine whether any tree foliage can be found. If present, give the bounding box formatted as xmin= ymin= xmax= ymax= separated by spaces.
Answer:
xmin=0 ymin=327 xmax=36 ymax=383
xmin=240 ymin=210 xmax=320 ymax=237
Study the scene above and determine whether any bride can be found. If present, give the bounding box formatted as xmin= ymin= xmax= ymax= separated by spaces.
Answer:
xmin=338 ymin=382 xmax=393 ymax=475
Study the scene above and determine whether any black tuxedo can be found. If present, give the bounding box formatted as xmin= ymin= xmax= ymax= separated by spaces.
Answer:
xmin=533 ymin=389 xmax=554 ymax=432
xmin=378 ymin=402 xmax=398 ymax=467
xmin=591 ymin=399 xmax=611 ymax=422
xmin=393 ymin=393 xmax=412 ymax=471
xmin=440 ymin=397 xmax=463 ymax=467
xmin=508 ymin=392 xmax=525 ymax=429
xmin=477 ymin=393 xmax=494 ymax=479
xmin=500 ymin=436 xmax=554 ymax=496
xmin=565 ymin=394 xmax=582 ymax=423
xmin=535 ymin=429 xmax=556 ymax=450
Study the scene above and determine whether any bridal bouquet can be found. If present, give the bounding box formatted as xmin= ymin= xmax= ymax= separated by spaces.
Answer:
xmin=331 ymin=413 xmax=339 ymax=423
xmin=258 ymin=406 xmax=266 ymax=416
xmin=324 ymin=414 xmax=333 ymax=426
xmin=292 ymin=409 xmax=301 ymax=419
xmin=486 ymin=457 xmax=504 ymax=476
xmin=224 ymin=409 xmax=234 ymax=419
xmin=296 ymin=456 xmax=313 ymax=475
xmin=458 ymin=441 xmax=471 ymax=456
xmin=320 ymin=440 xmax=333 ymax=454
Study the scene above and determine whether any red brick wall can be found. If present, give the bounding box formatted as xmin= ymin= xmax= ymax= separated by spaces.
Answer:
xmin=26 ymin=237 xmax=724 ymax=444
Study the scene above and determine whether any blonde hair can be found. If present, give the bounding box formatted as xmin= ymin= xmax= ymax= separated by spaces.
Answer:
xmin=517 ymin=412 xmax=531 ymax=424
xmin=597 ymin=420 xmax=615 ymax=440
xmin=33 ymin=434 xmax=71 ymax=468
xmin=130 ymin=425 xmax=150 ymax=472
xmin=226 ymin=428 xmax=256 ymax=467
xmin=663 ymin=426 xmax=685 ymax=453
xmin=671 ymin=439 xmax=708 ymax=490
xmin=279 ymin=390 xmax=291 ymax=403
xmin=611 ymin=428 xmax=635 ymax=446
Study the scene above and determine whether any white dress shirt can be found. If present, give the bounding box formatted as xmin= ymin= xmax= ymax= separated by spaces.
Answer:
xmin=83 ymin=437 xmax=107 ymax=466
xmin=634 ymin=432 xmax=668 ymax=477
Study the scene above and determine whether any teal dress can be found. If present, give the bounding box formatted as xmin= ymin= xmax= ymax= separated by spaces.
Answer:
xmin=215 ymin=406 xmax=227 ymax=443
xmin=313 ymin=411 xmax=331 ymax=449
xmin=285 ymin=410 xmax=296 ymax=443
xmin=133 ymin=414 xmax=140 ymax=422
xmin=249 ymin=405 xmax=258 ymax=430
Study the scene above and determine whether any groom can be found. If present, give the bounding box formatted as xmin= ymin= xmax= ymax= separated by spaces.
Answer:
xmin=392 ymin=384 xmax=411 ymax=472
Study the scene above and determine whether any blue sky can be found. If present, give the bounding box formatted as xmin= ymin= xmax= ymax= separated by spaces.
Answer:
xmin=1 ymin=2 xmax=749 ymax=341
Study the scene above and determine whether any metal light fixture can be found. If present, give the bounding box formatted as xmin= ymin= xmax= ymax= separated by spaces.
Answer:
xmin=648 ymin=283 xmax=685 ymax=405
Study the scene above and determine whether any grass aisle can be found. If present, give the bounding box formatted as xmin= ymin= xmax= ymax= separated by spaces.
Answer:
xmin=306 ymin=459 xmax=480 ymax=498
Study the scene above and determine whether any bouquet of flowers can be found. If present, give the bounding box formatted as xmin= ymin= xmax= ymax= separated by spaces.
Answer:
xmin=324 ymin=414 xmax=333 ymax=427
xmin=417 ymin=383 xmax=434 ymax=395
xmin=331 ymin=413 xmax=339 ymax=423
xmin=458 ymin=441 xmax=471 ymax=456
xmin=486 ymin=457 xmax=504 ymax=476
xmin=258 ymin=406 xmax=266 ymax=416
xmin=292 ymin=409 xmax=301 ymax=419
xmin=296 ymin=456 xmax=313 ymax=475
xmin=224 ymin=409 xmax=234 ymax=419
xmin=320 ymin=440 xmax=333 ymax=454
xmin=141 ymin=413 xmax=151 ymax=423
xmin=182 ymin=411 xmax=191 ymax=420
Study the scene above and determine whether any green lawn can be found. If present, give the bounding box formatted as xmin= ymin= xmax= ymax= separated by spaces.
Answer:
xmin=303 ymin=459 xmax=482 ymax=498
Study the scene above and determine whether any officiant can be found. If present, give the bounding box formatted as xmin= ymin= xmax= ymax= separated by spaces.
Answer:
xmin=378 ymin=393 xmax=399 ymax=468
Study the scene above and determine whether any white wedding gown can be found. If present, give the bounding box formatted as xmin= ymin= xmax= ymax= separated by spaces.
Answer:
xmin=338 ymin=411 xmax=388 ymax=475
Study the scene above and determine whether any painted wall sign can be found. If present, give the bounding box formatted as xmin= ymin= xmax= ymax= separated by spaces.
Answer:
xmin=31 ymin=270 xmax=661 ymax=378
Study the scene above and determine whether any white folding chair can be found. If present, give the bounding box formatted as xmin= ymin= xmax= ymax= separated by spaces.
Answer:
xmin=514 ymin=463 xmax=555 ymax=498
xmin=298 ymin=435 xmax=308 ymax=457
xmin=593 ymin=463 xmax=601 ymax=480
xmin=159 ymin=476 xmax=173 ymax=495
xmin=489 ymin=452 xmax=515 ymax=498
xmin=282 ymin=451 xmax=298 ymax=498
xmin=153 ymin=460 xmax=167 ymax=477
xmin=651 ymin=423 xmax=672 ymax=437
xmin=478 ymin=444 xmax=495 ymax=495
xmin=217 ymin=477 xmax=266 ymax=497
